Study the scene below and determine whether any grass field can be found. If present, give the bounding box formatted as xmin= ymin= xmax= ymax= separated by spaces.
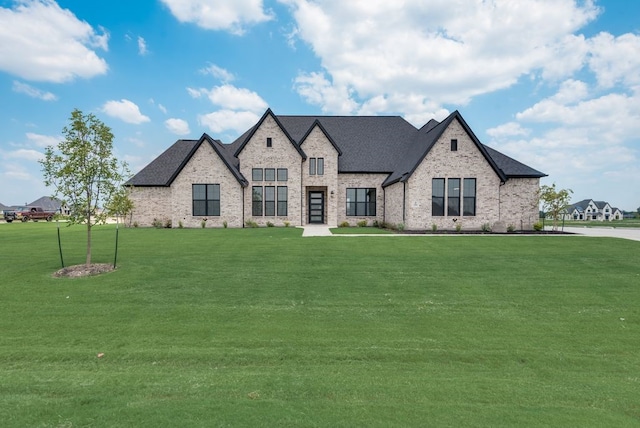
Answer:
xmin=551 ymin=218 xmax=640 ymax=228
xmin=1 ymin=223 xmax=639 ymax=427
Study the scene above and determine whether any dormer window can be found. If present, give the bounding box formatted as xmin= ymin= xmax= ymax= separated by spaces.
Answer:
xmin=451 ymin=139 xmax=458 ymax=151
xmin=267 ymin=137 xmax=272 ymax=148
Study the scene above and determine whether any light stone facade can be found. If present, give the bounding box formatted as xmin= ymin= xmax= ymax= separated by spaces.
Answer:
xmin=239 ymin=115 xmax=303 ymax=227
xmin=129 ymin=112 xmax=542 ymax=230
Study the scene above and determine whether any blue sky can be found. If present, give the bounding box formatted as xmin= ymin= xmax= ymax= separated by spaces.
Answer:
xmin=1 ymin=0 xmax=638 ymax=211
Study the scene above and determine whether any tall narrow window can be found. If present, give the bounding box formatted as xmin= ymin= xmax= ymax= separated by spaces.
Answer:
xmin=265 ymin=168 xmax=275 ymax=181
xmin=252 ymin=186 xmax=263 ymax=216
xmin=346 ymin=188 xmax=376 ymax=216
xmin=265 ymin=186 xmax=275 ymax=216
xmin=451 ymin=139 xmax=458 ymax=151
xmin=277 ymin=186 xmax=288 ymax=216
xmin=266 ymin=137 xmax=272 ymax=147
xmin=448 ymin=178 xmax=460 ymax=216
xmin=432 ymin=178 xmax=445 ymax=216
xmin=192 ymin=184 xmax=220 ymax=216
xmin=463 ymin=178 xmax=476 ymax=216
xmin=252 ymin=168 xmax=263 ymax=181
xmin=317 ymin=158 xmax=324 ymax=175
xmin=309 ymin=158 xmax=316 ymax=175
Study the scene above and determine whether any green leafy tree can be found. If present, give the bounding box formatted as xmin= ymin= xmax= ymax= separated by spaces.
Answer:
xmin=539 ymin=183 xmax=573 ymax=231
xmin=40 ymin=109 xmax=130 ymax=266
xmin=106 ymin=186 xmax=135 ymax=226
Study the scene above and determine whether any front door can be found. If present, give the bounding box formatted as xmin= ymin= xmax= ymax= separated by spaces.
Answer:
xmin=308 ymin=191 xmax=325 ymax=224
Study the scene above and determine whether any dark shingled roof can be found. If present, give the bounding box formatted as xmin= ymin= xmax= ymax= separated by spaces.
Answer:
xmin=129 ymin=109 xmax=546 ymax=187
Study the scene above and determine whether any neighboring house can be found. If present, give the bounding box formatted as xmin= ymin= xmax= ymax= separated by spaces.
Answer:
xmin=562 ymin=199 xmax=623 ymax=221
xmin=127 ymin=109 xmax=546 ymax=230
xmin=28 ymin=196 xmax=67 ymax=214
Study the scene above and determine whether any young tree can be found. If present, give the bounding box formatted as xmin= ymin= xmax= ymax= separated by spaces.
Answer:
xmin=40 ymin=109 xmax=130 ymax=266
xmin=106 ymin=186 xmax=135 ymax=226
xmin=539 ymin=183 xmax=573 ymax=231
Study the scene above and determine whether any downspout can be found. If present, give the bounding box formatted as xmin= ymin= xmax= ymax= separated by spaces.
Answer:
xmin=403 ymin=180 xmax=406 ymax=225
xmin=242 ymin=186 xmax=245 ymax=228
xmin=382 ymin=186 xmax=386 ymax=225
xmin=300 ymin=158 xmax=304 ymax=226
xmin=498 ymin=181 xmax=504 ymax=222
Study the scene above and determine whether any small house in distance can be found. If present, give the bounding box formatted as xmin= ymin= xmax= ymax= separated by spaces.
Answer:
xmin=127 ymin=109 xmax=546 ymax=230
xmin=562 ymin=199 xmax=623 ymax=221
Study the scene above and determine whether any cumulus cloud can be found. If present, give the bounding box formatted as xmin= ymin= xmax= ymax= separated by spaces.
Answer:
xmin=5 ymin=148 xmax=44 ymax=162
xmin=101 ymin=99 xmax=151 ymax=124
xmin=200 ymin=64 xmax=235 ymax=82
xmin=198 ymin=110 xmax=261 ymax=134
xmin=160 ymin=0 xmax=273 ymax=35
xmin=0 ymin=0 xmax=108 ymax=82
xmin=165 ymin=118 xmax=191 ymax=135
xmin=282 ymin=0 xmax=600 ymax=117
xmin=12 ymin=81 xmax=57 ymax=101
xmin=26 ymin=132 xmax=60 ymax=148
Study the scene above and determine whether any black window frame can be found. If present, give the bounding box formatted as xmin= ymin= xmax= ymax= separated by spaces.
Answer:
xmin=346 ymin=188 xmax=376 ymax=216
xmin=317 ymin=158 xmax=324 ymax=175
xmin=252 ymin=168 xmax=263 ymax=181
xmin=192 ymin=184 xmax=220 ymax=216
xmin=252 ymin=186 xmax=263 ymax=216
xmin=265 ymin=168 xmax=276 ymax=181
xmin=463 ymin=178 xmax=476 ymax=216
xmin=277 ymin=186 xmax=288 ymax=216
xmin=277 ymin=168 xmax=288 ymax=181
xmin=309 ymin=158 xmax=316 ymax=175
xmin=264 ymin=186 xmax=275 ymax=216
xmin=266 ymin=137 xmax=272 ymax=148
xmin=447 ymin=178 xmax=461 ymax=216
xmin=432 ymin=178 xmax=445 ymax=216
xmin=451 ymin=139 xmax=458 ymax=151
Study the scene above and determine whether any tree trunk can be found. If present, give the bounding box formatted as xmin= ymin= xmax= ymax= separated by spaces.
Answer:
xmin=86 ymin=220 xmax=92 ymax=266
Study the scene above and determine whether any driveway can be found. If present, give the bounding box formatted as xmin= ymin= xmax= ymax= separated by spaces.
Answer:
xmin=551 ymin=226 xmax=640 ymax=242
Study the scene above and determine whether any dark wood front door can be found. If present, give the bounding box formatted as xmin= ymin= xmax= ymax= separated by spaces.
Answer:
xmin=308 ymin=191 xmax=325 ymax=224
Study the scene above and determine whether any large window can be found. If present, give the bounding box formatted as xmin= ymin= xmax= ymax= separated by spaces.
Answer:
xmin=447 ymin=178 xmax=460 ymax=216
xmin=265 ymin=168 xmax=276 ymax=181
xmin=463 ymin=178 xmax=476 ymax=216
xmin=252 ymin=168 xmax=263 ymax=181
xmin=252 ymin=186 xmax=288 ymax=217
xmin=346 ymin=188 xmax=376 ymax=216
xmin=192 ymin=184 xmax=220 ymax=216
xmin=277 ymin=168 xmax=288 ymax=181
xmin=433 ymin=178 xmax=476 ymax=217
xmin=265 ymin=186 xmax=275 ymax=216
xmin=252 ymin=186 xmax=263 ymax=216
xmin=432 ymin=179 xmax=445 ymax=216
xmin=309 ymin=158 xmax=324 ymax=176
xmin=277 ymin=186 xmax=288 ymax=216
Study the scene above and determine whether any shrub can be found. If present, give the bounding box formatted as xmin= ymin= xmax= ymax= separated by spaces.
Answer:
xmin=152 ymin=218 xmax=163 ymax=229
xmin=266 ymin=221 xmax=275 ymax=227
xmin=164 ymin=219 xmax=172 ymax=228
xmin=201 ymin=218 xmax=207 ymax=228
xmin=507 ymin=224 xmax=516 ymax=233
xmin=178 ymin=220 xmax=184 ymax=229
xmin=246 ymin=219 xmax=259 ymax=228
xmin=431 ymin=223 xmax=438 ymax=232
xmin=455 ymin=222 xmax=462 ymax=233
xmin=481 ymin=223 xmax=492 ymax=232
xmin=533 ymin=221 xmax=544 ymax=231
xmin=373 ymin=220 xmax=380 ymax=228
xmin=339 ymin=221 xmax=350 ymax=228
xmin=223 ymin=220 xmax=228 ymax=228
xmin=284 ymin=221 xmax=290 ymax=227
xmin=357 ymin=220 xmax=368 ymax=227
xmin=397 ymin=223 xmax=405 ymax=231
xmin=133 ymin=221 xmax=139 ymax=228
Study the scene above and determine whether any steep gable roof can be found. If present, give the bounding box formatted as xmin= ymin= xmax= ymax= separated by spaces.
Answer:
xmin=298 ymin=119 xmax=343 ymax=155
xmin=233 ymin=109 xmax=306 ymax=159
xmin=28 ymin=196 xmax=62 ymax=211
xmin=127 ymin=134 xmax=247 ymax=187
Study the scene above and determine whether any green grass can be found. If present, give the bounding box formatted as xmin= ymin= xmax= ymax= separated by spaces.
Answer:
xmin=555 ymin=218 xmax=640 ymax=228
xmin=330 ymin=226 xmax=393 ymax=234
xmin=1 ymin=223 xmax=639 ymax=427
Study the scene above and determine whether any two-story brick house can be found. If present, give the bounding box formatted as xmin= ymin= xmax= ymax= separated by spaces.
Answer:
xmin=127 ymin=109 xmax=546 ymax=230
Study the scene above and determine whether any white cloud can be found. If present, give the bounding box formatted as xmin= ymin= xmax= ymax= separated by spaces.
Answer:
xmin=282 ymin=0 xmax=600 ymax=116
xmin=12 ymin=81 xmax=57 ymax=101
xmin=138 ymin=36 xmax=148 ymax=55
xmin=0 ymin=0 xmax=108 ymax=82
xmin=101 ymin=99 xmax=151 ymax=124
xmin=160 ymin=0 xmax=273 ymax=35
xmin=198 ymin=110 xmax=260 ymax=134
xmin=205 ymin=84 xmax=268 ymax=111
xmin=588 ymin=32 xmax=640 ymax=88
xmin=200 ymin=64 xmax=235 ymax=82
xmin=165 ymin=118 xmax=191 ymax=136
xmin=26 ymin=132 xmax=60 ymax=148
xmin=5 ymin=148 xmax=44 ymax=162
xmin=486 ymin=122 xmax=531 ymax=139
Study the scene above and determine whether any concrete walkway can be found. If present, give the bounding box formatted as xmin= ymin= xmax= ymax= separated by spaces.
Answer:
xmin=300 ymin=224 xmax=640 ymax=242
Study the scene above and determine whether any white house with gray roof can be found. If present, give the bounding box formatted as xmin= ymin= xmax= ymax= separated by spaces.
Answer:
xmin=561 ymin=199 xmax=623 ymax=221
xmin=127 ymin=109 xmax=546 ymax=230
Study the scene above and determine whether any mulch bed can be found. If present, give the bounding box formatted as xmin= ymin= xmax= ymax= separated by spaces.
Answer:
xmin=53 ymin=263 xmax=115 ymax=278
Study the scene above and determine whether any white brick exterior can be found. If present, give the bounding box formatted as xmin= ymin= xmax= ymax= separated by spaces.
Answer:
xmin=129 ymin=113 xmax=541 ymax=230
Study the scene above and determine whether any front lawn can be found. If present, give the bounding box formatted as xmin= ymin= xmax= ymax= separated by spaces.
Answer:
xmin=1 ymin=223 xmax=639 ymax=426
